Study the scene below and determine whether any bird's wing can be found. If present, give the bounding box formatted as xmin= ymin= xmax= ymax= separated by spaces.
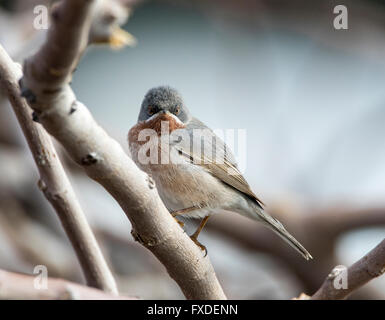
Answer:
xmin=171 ymin=117 xmax=264 ymax=209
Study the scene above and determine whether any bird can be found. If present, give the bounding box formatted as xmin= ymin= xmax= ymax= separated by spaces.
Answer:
xmin=128 ymin=86 xmax=312 ymax=260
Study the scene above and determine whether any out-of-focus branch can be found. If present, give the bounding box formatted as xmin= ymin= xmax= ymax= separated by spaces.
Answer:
xmin=0 ymin=45 xmax=118 ymax=294
xmin=208 ymin=204 xmax=385 ymax=297
xmin=0 ymin=269 xmax=135 ymax=300
xmin=19 ymin=0 xmax=225 ymax=299
xmin=311 ymin=238 xmax=385 ymax=300
xmin=0 ymin=203 xmax=79 ymax=279
xmin=311 ymin=207 xmax=385 ymax=241
xmin=88 ymin=0 xmax=137 ymax=48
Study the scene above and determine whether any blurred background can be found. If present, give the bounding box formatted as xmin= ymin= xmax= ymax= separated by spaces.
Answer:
xmin=0 ymin=0 xmax=385 ymax=299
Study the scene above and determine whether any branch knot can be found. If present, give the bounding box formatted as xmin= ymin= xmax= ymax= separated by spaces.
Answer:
xmin=81 ymin=152 xmax=101 ymax=166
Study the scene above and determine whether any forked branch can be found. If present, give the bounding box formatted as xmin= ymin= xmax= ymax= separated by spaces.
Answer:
xmin=0 ymin=45 xmax=118 ymax=294
xmin=18 ymin=0 xmax=225 ymax=299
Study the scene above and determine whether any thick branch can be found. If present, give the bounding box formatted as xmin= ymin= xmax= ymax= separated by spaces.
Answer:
xmin=0 ymin=45 xmax=118 ymax=294
xmin=21 ymin=0 xmax=225 ymax=299
xmin=0 ymin=269 xmax=134 ymax=300
xmin=311 ymin=238 xmax=385 ymax=300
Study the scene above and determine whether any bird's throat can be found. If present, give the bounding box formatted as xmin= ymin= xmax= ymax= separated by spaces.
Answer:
xmin=128 ymin=113 xmax=185 ymax=146
xmin=143 ymin=113 xmax=185 ymax=135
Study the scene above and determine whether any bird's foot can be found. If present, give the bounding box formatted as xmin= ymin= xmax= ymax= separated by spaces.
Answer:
xmin=173 ymin=217 xmax=184 ymax=228
xmin=190 ymin=235 xmax=207 ymax=257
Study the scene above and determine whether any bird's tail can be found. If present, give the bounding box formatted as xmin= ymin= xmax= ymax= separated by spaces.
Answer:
xmin=253 ymin=206 xmax=313 ymax=260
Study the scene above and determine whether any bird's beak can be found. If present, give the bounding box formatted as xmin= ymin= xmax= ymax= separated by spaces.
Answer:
xmin=156 ymin=110 xmax=172 ymax=116
xmin=146 ymin=109 xmax=168 ymax=122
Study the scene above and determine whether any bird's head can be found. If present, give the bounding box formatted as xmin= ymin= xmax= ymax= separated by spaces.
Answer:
xmin=138 ymin=86 xmax=191 ymax=124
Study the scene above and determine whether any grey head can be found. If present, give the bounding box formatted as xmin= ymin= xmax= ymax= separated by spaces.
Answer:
xmin=138 ymin=86 xmax=192 ymax=123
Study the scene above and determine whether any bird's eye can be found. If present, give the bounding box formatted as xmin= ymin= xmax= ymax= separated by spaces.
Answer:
xmin=174 ymin=106 xmax=181 ymax=115
xmin=147 ymin=106 xmax=156 ymax=116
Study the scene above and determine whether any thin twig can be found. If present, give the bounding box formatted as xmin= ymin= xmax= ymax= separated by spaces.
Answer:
xmin=311 ymin=238 xmax=385 ymax=300
xmin=0 ymin=45 xmax=118 ymax=294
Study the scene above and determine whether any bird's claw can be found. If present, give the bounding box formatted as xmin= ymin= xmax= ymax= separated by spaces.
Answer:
xmin=173 ymin=217 xmax=184 ymax=228
xmin=190 ymin=236 xmax=207 ymax=257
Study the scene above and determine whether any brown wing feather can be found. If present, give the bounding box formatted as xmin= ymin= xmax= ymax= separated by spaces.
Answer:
xmin=207 ymin=160 xmax=264 ymax=207
xmin=174 ymin=121 xmax=264 ymax=209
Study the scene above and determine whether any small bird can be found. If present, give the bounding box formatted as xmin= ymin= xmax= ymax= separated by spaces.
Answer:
xmin=128 ymin=86 xmax=312 ymax=260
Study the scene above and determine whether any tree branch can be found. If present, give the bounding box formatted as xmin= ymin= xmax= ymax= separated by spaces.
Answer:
xmin=312 ymin=207 xmax=385 ymax=241
xmin=311 ymin=238 xmax=385 ymax=300
xmin=0 ymin=269 xmax=135 ymax=300
xmin=0 ymin=45 xmax=118 ymax=294
xmin=208 ymin=203 xmax=385 ymax=297
xmin=19 ymin=0 xmax=225 ymax=299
